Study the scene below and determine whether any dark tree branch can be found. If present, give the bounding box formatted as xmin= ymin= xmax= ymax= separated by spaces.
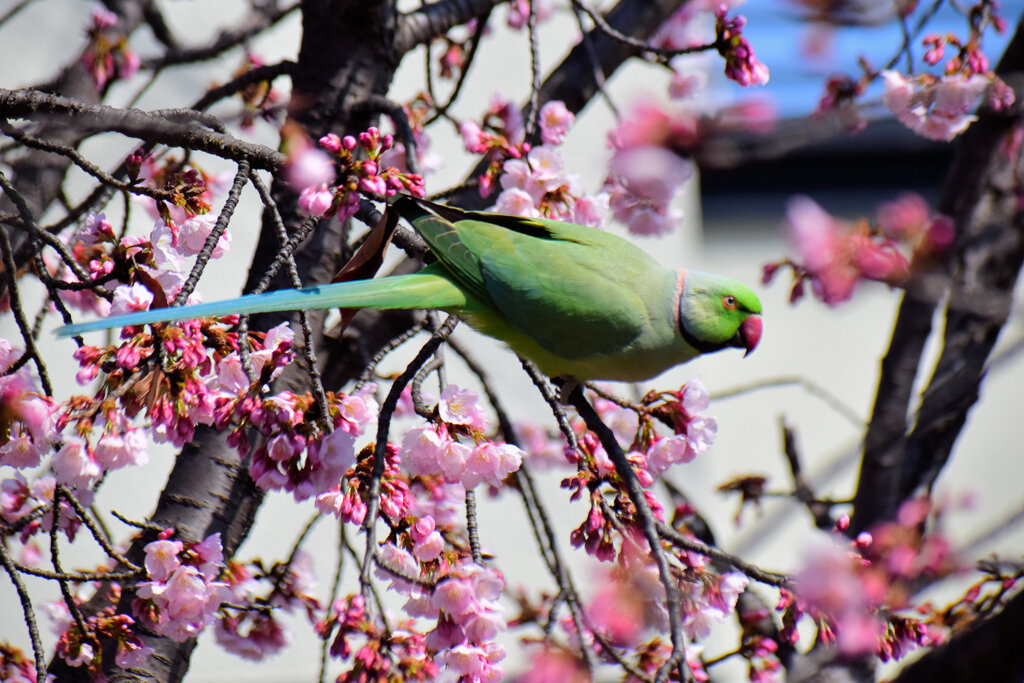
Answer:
xmin=852 ymin=20 xmax=1024 ymax=533
xmin=0 ymin=89 xmax=287 ymax=171
xmin=142 ymin=1 xmax=300 ymax=69
xmin=395 ymin=0 xmax=501 ymax=54
xmin=568 ymin=389 xmax=689 ymax=682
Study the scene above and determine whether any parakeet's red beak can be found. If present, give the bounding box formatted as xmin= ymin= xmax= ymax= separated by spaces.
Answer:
xmin=741 ymin=315 xmax=762 ymax=357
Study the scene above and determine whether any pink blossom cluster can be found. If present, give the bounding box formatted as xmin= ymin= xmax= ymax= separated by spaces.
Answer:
xmin=409 ymin=477 xmax=467 ymax=531
xmin=81 ymin=5 xmax=140 ymax=89
xmin=460 ymin=96 xmax=530 ymax=199
xmin=538 ymin=100 xmax=575 ymax=146
xmin=568 ymin=492 xmax=617 ymax=562
xmin=214 ymin=550 xmax=320 ymax=660
xmin=400 ymin=423 xmax=524 ymax=490
xmin=681 ymin=570 xmax=750 ymax=640
xmin=764 ymin=194 xmax=953 ymax=305
xmin=53 ymin=598 xmax=155 ymax=675
xmin=495 ymin=145 xmax=609 ymax=228
xmin=563 ymin=547 xmax=744 ymax=677
xmin=640 ymin=380 xmax=717 ymax=476
xmin=399 ymin=384 xmax=523 ymax=490
xmin=714 ymin=6 xmax=770 ymax=87
xmin=0 ymin=643 xmax=39 ymax=683
xmin=131 ymin=153 xmax=232 ymax=225
xmin=316 ymin=441 xmax=413 ymax=525
xmin=0 ymin=474 xmax=90 ymax=544
xmin=318 ymin=594 xmax=438 ymax=681
xmin=287 ymin=126 xmax=426 ymax=219
xmin=0 ymin=341 xmax=59 ymax=471
xmin=784 ymin=500 xmax=955 ymax=659
xmin=602 ymin=103 xmax=698 ymax=236
xmin=513 ymin=419 xmax=570 ymax=470
xmin=379 ymin=550 xmax=508 ymax=681
xmin=52 ymin=160 xmax=233 ymax=316
xmin=135 ymin=532 xmax=233 ymax=642
xmin=566 ymin=383 xmax=715 ymax=563
xmin=881 ymin=70 xmax=995 ymax=142
xmin=68 ymin=318 xmax=290 ymax=451
xmin=236 ymin=383 xmax=379 ymax=500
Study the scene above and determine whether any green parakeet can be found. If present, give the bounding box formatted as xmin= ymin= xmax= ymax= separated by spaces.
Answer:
xmin=56 ymin=196 xmax=762 ymax=381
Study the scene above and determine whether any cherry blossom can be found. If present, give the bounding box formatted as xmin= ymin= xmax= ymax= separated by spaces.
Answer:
xmin=604 ymin=145 xmax=690 ymax=236
xmin=285 ymin=146 xmax=336 ymax=192
xmin=538 ymin=100 xmax=574 ymax=146
xmin=882 ymin=70 xmax=993 ymax=142
xmin=438 ymin=384 xmax=489 ymax=431
xmin=178 ymin=214 xmax=231 ymax=257
xmin=767 ymin=195 xmax=912 ymax=305
xmin=109 ymin=283 xmax=154 ymax=316
xmin=136 ymin=534 xmax=233 ymax=643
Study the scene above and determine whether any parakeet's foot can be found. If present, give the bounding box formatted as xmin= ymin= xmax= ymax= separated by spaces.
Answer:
xmin=553 ymin=376 xmax=581 ymax=405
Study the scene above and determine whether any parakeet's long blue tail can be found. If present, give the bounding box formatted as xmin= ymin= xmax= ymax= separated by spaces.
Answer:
xmin=55 ymin=272 xmax=466 ymax=337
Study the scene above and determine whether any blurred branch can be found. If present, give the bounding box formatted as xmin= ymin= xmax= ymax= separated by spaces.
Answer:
xmin=142 ymin=1 xmax=299 ymax=69
xmin=712 ymin=375 xmax=864 ymax=429
xmin=781 ymin=420 xmax=835 ymax=530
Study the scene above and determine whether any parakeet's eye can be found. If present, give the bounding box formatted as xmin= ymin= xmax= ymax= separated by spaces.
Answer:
xmin=722 ymin=295 xmax=737 ymax=310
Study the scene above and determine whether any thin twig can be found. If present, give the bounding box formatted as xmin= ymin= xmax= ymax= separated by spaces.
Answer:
xmin=319 ymin=520 xmax=347 ymax=683
xmin=247 ymin=171 xmax=330 ymax=424
xmin=779 ymin=420 xmax=835 ymax=530
xmin=175 ymin=159 xmax=251 ymax=304
xmin=0 ymin=181 xmax=51 ymax=395
xmin=464 ymin=488 xmax=484 ymax=565
xmin=268 ymin=512 xmax=322 ymax=601
xmin=569 ymin=388 xmax=689 ymax=683
xmin=572 ymin=0 xmax=716 ymax=60
xmin=110 ymin=509 xmax=167 ymax=532
xmin=656 ymin=522 xmax=790 ymax=587
xmin=425 ymin=7 xmax=493 ymax=125
xmin=0 ymin=542 xmax=47 ymax=682
xmin=0 ymin=121 xmax=182 ymax=203
xmin=57 ymin=485 xmax=139 ymax=570
xmin=525 ymin=0 xmax=542 ymax=139
xmin=50 ymin=487 xmax=95 ymax=650
xmin=0 ymin=0 xmax=35 ymax=28
xmin=354 ymin=320 xmax=428 ymax=388
xmin=143 ymin=2 xmax=300 ymax=70
xmin=711 ymin=375 xmax=863 ymax=428
xmin=359 ymin=316 xmax=459 ymax=607
xmin=570 ymin=3 xmax=620 ymax=118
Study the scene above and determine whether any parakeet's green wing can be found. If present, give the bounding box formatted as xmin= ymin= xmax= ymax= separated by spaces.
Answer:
xmin=397 ymin=197 xmax=662 ymax=361
xmin=467 ymin=219 xmax=658 ymax=359
xmin=393 ymin=197 xmax=492 ymax=305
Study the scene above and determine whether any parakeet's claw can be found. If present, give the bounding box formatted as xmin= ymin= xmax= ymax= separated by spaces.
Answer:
xmin=553 ymin=376 xmax=581 ymax=405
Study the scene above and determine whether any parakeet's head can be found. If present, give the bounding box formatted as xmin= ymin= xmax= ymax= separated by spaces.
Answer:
xmin=677 ymin=272 xmax=763 ymax=357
